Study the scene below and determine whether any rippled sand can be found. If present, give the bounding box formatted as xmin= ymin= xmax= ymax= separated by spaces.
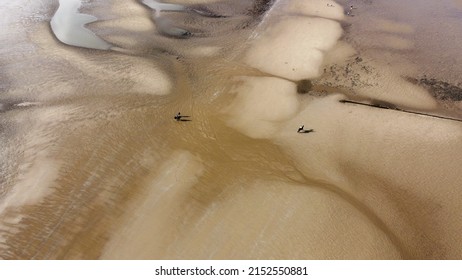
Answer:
xmin=1 ymin=0 xmax=462 ymax=259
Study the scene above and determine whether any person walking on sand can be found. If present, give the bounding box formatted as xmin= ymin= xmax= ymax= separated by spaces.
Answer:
xmin=297 ymin=125 xmax=304 ymax=133
xmin=174 ymin=112 xmax=181 ymax=121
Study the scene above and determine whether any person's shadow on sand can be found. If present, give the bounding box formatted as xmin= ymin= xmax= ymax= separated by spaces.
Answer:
xmin=297 ymin=125 xmax=314 ymax=134
xmin=298 ymin=129 xmax=314 ymax=133
xmin=174 ymin=114 xmax=192 ymax=122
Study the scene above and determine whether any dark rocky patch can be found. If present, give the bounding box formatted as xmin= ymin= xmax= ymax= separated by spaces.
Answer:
xmin=296 ymin=79 xmax=313 ymax=94
xmin=0 ymin=101 xmax=14 ymax=113
xmin=320 ymin=56 xmax=379 ymax=89
xmin=247 ymin=0 xmax=275 ymax=16
xmin=407 ymin=77 xmax=462 ymax=101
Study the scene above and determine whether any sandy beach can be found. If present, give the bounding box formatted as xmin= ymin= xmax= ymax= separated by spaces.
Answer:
xmin=0 ymin=0 xmax=462 ymax=259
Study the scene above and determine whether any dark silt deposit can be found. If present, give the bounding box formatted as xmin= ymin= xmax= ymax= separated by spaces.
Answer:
xmin=407 ymin=77 xmax=462 ymax=101
xmin=296 ymin=79 xmax=313 ymax=94
xmin=320 ymin=56 xmax=380 ymax=89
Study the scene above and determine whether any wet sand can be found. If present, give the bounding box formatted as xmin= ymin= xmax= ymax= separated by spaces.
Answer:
xmin=0 ymin=0 xmax=462 ymax=259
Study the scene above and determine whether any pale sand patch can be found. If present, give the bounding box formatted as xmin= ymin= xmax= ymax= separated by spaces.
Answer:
xmin=0 ymin=104 xmax=89 ymax=220
xmin=91 ymin=17 xmax=154 ymax=33
xmin=188 ymin=46 xmax=221 ymax=57
xmin=89 ymin=0 xmax=154 ymax=30
xmin=127 ymin=56 xmax=174 ymax=94
xmin=101 ymin=150 xmax=204 ymax=259
xmin=107 ymin=0 xmax=152 ymax=16
xmin=86 ymin=0 xmax=159 ymax=51
xmin=0 ymin=109 xmax=74 ymax=215
xmin=0 ymin=157 xmax=59 ymax=213
xmin=276 ymin=93 xmax=461 ymax=189
xmin=104 ymin=35 xmax=143 ymax=49
xmin=14 ymin=102 xmax=41 ymax=107
xmin=163 ymin=180 xmax=400 ymax=259
xmin=50 ymin=0 xmax=113 ymax=50
xmin=245 ymin=16 xmax=342 ymax=80
xmin=321 ymin=40 xmax=357 ymax=66
xmin=224 ymin=76 xmax=299 ymax=139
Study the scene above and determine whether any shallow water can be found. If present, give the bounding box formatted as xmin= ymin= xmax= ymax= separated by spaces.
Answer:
xmin=0 ymin=0 xmax=462 ymax=259
xmin=51 ymin=0 xmax=113 ymax=50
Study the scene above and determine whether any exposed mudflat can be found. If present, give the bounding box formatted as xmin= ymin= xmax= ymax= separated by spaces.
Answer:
xmin=0 ymin=0 xmax=461 ymax=259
